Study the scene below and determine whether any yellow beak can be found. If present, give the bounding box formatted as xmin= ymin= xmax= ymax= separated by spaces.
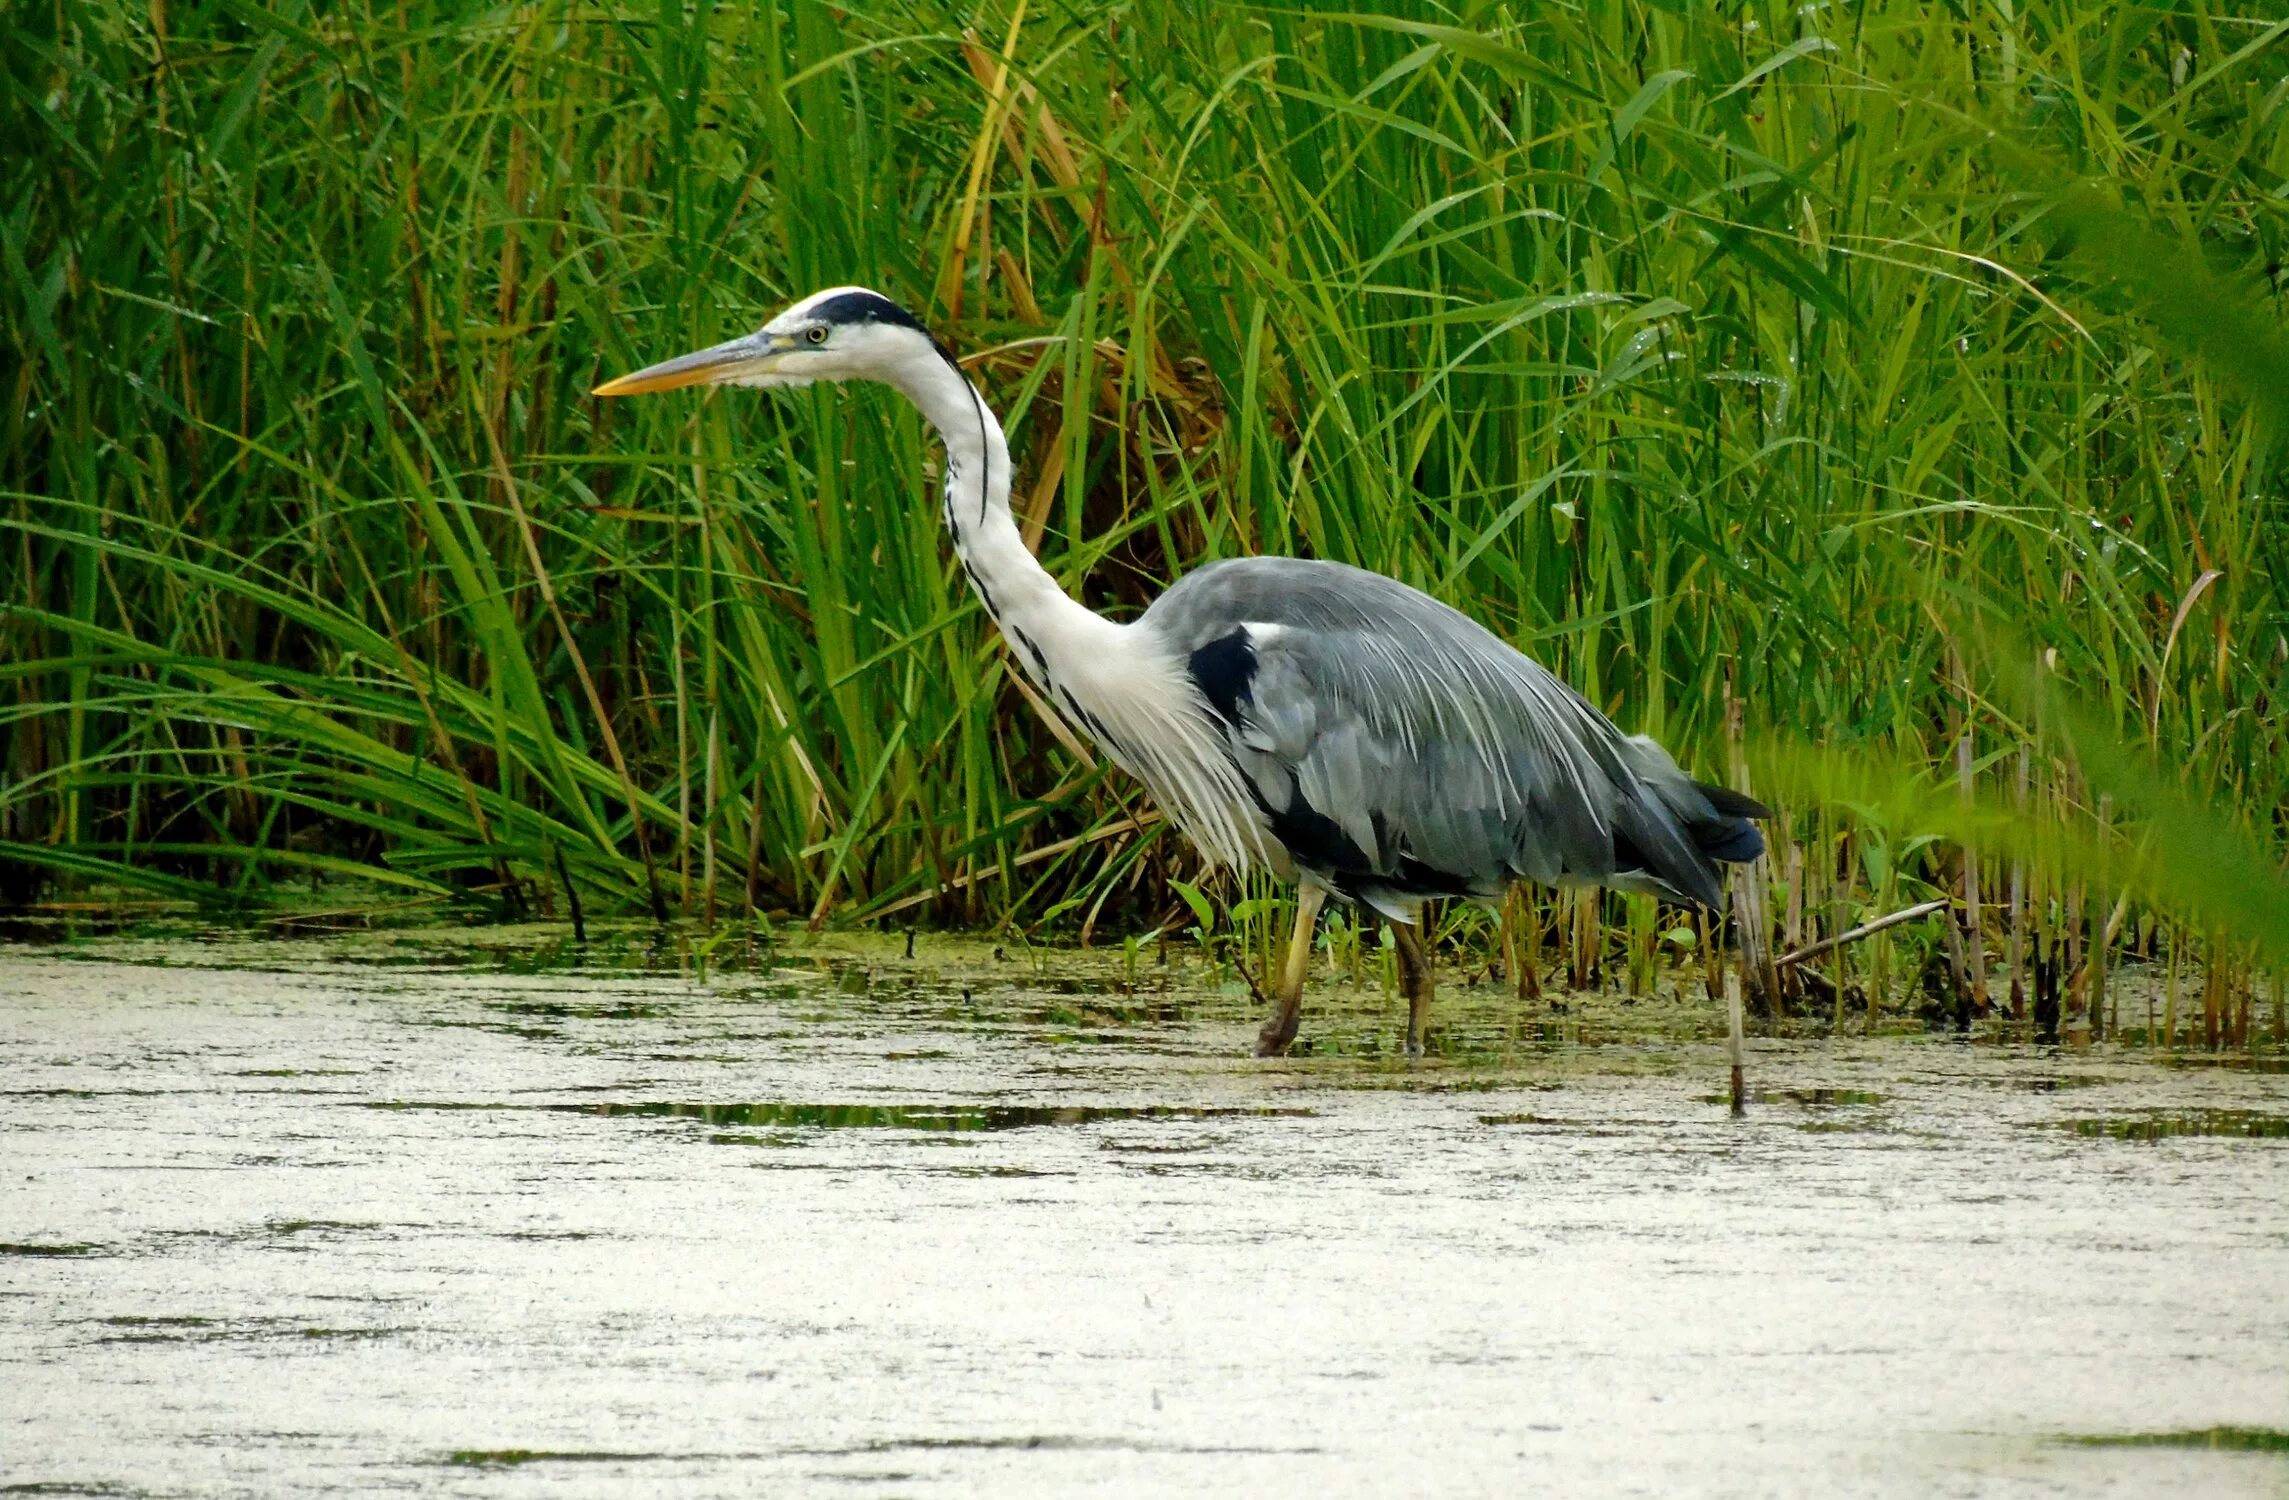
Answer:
xmin=593 ymin=333 xmax=777 ymax=397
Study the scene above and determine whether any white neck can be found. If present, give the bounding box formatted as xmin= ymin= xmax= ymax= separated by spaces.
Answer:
xmin=880 ymin=349 xmax=1113 ymax=694
xmin=874 ymin=342 xmax=1272 ymax=872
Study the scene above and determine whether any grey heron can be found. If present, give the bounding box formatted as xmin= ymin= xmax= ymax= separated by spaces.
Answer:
xmin=596 ymin=287 xmax=1767 ymax=1055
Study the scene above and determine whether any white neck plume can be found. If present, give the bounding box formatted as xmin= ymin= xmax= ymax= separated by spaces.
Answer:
xmin=878 ymin=345 xmax=1110 ymax=693
xmin=871 ymin=338 xmax=1271 ymax=872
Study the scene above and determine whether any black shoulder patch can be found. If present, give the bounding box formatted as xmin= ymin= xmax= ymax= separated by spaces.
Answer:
xmin=809 ymin=290 xmax=931 ymax=333
xmin=1187 ymin=629 xmax=1256 ymax=726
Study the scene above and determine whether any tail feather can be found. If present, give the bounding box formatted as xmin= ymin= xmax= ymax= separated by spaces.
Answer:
xmin=1689 ymin=779 xmax=1767 ymax=865
xmin=1605 ymin=744 xmax=1771 ymax=903
xmin=1693 ymin=817 xmax=1766 ymax=864
xmin=1695 ymin=780 xmax=1771 ymax=821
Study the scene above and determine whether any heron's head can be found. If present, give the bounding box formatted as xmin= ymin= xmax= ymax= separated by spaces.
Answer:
xmin=593 ymin=286 xmax=949 ymax=398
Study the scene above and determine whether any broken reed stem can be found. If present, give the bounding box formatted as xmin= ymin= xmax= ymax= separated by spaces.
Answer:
xmin=1776 ymin=899 xmax=1949 ymax=970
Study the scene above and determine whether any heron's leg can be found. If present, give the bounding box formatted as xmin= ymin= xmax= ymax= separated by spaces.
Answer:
xmin=1393 ymin=913 xmax=1435 ymax=1056
xmin=1254 ymin=884 xmax=1326 ymax=1058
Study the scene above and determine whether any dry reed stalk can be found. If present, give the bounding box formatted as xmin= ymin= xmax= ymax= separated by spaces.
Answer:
xmin=1954 ymin=658 xmax=1989 ymax=1014
xmin=1828 ymin=831 xmax=1855 ymax=1031
xmin=2197 ymin=934 xmax=2215 ymax=1048
xmin=745 ymin=759 xmax=767 ymax=923
xmin=2061 ymin=761 xmax=2086 ymax=1032
xmin=1630 ymin=896 xmax=1657 ymax=999
xmin=701 ymin=710 xmax=720 ymax=931
xmin=2164 ymin=922 xmax=2182 ymax=1050
xmin=2089 ymin=795 xmax=2111 ymax=1041
xmin=1783 ymin=841 xmax=1804 ymax=954
xmin=1567 ymin=888 xmax=1599 ymax=992
xmin=1783 ymin=840 xmax=1805 ymax=1005
xmin=1499 ymin=886 xmax=1520 ymax=997
xmin=1725 ymin=969 xmax=1747 ymax=1118
xmin=2007 ymin=746 xmax=2029 ymax=1019
xmin=1939 ymin=880 xmax=1972 ymax=1029
xmin=1518 ymin=890 xmax=1543 ymax=1003
xmin=1698 ymin=907 xmax=1724 ymax=1006
xmin=672 ymin=613 xmax=690 ymax=918
xmin=1725 ymin=696 xmax=1780 ymax=1015
xmin=2064 ymin=886 xmax=2086 ymax=1030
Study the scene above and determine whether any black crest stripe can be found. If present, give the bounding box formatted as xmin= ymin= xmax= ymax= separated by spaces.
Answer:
xmin=807 ymin=291 xmax=930 ymax=333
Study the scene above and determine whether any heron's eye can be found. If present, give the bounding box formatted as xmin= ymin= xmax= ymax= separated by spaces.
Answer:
xmin=805 ymin=326 xmax=828 ymax=345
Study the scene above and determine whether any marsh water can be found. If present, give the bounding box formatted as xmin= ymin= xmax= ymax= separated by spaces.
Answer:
xmin=4 ymin=929 xmax=2287 ymax=1497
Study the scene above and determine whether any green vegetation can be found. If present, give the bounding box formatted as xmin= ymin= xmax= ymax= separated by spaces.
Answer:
xmin=3 ymin=2 xmax=2284 ymax=1041
xmin=2060 ymin=1426 xmax=2289 ymax=1453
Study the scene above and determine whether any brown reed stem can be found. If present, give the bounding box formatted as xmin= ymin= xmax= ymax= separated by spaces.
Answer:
xmin=2007 ymin=746 xmax=2029 ymax=1020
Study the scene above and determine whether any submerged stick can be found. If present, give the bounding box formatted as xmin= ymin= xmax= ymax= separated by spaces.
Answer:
xmin=1775 ymin=899 xmax=1948 ymax=971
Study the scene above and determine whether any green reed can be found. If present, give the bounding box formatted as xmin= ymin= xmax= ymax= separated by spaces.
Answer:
xmin=3 ymin=2 xmax=2284 ymax=1038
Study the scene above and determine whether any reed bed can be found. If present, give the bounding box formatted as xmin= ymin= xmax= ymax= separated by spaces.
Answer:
xmin=3 ymin=1 xmax=2284 ymax=1042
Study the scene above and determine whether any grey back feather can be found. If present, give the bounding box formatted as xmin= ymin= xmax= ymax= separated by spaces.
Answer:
xmin=1142 ymin=556 xmax=1752 ymax=912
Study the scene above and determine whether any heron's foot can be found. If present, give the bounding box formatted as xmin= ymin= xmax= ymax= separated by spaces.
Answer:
xmin=1403 ymin=1027 xmax=1424 ymax=1058
xmin=1254 ymin=1012 xmax=1301 ymax=1057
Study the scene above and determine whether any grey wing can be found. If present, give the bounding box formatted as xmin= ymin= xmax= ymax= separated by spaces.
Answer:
xmin=1142 ymin=556 xmax=1765 ymax=915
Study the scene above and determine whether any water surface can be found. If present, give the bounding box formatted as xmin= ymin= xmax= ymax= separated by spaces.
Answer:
xmin=4 ymin=934 xmax=2286 ymax=1496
